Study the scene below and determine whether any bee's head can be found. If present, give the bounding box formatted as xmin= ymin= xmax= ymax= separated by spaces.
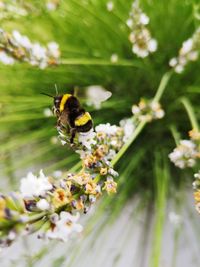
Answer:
xmin=52 ymin=95 xmax=62 ymax=116
xmin=53 ymin=95 xmax=62 ymax=109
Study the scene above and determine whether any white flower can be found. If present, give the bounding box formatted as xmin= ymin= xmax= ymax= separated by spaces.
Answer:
xmin=180 ymin=38 xmax=193 ymax=54
xmin=105 ymin=149 xmax=116 ymax=160
xmin=126 ymin=18 xmax=133 ymax=28
xmin=110 ymin=53 xmax=118 ymax=63
xmin=180 ymin=140 xmax=196 ymax=149
xmin=188 ymin=51 xmax=198 ymax=61
xmin=194 ymin=171 xmax=200 ymax=179
xmin=50 ymin=136 xmax=58 ymax=144
xmin=46 ymin=2 xmax=57 ymax=11
xmin=43 ymin=108 xmax=53 ymax=117
xmin=60 ymin=140 xmax=67 ymax=145
xmin=0 ymin=51 xmax=15 ymax=65
xmin=120 ymin=118 xmax=135 ymax=142
xmin=148 ymin=39 xmax=157 ymax=52
xmin=78 ymin=129 xmax=96 ymax=150
xmin=12 ymin=30 xmax=32 ymax=49
xmin=47 ymin=42 xmax=60 ymax=58
xmin=140 ymin=13 xmax=149 ymax=25
xmin=174 ymin=64 xmax=184 ymax=73
xmin=169 ymin=57 xmax=177 ymax=67
xmin=31 ymin=43 xmax=47 ymax=61
xmin=53 ymin=170 xmax=63 ymax=178
xmin=86 ymin=85 xmax=112 ymax=110
xmin=46 ymin=212 xmax=83 ymax=242
xmin=132 ymin=44 xmax=149 ymax=58
xmin=20 ymin=170 xmax=53 ymax=198
xmin=169 ymin=140 xmax=197 ymax=169
xmin=106 ymin=1 xmax=114 ymax=11
xmin=127 ymin=3 xmax=157 ymax=58
xmin=95 ymin=123 xmax=118 ymax=135
xmin=132 ymin=105 xmax=140 ymax=114
xmin=155 ymin=109 xmax=165 ymax=119
xmin=169 ymin=28 xmax=200 ymax=73
xmin=36 ymin=199 xmax=50 ymax=210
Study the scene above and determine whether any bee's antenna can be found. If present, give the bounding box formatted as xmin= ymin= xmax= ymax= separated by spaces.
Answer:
xmin=40 ymin=92 xmax=54 ymax=98
xmin=55 ymin=84 xmax=58 ymax=96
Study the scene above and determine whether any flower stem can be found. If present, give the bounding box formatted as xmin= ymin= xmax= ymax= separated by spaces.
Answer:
xmin=153 ymin=71 xmax=172 ymax=103
xmin=111 ymin=120 xmax=147 ymax=166
xmin=170 ymin=125 xmax=180 ymax=146
xmin=112 ymin=71 xmax=172 ymax=167
xmin=60 ymin=58 xmax=143 ymax=68
xmin=181 ymin=97 xmax=199 ymax=131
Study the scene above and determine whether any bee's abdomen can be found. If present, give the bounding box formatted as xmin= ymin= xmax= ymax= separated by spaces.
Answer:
xmin=76 ymin=120 xmax=93 ymax=133
xmin=75 ymin=112 xmax=93 ymax=132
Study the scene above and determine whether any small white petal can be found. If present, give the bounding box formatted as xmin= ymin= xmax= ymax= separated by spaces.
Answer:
xmin=36 ymin=199 xmax=50 ymax=210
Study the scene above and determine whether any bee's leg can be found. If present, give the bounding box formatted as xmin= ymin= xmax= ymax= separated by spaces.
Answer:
xmin=70 ymin=128 xmax=76 ymax=144
xmin=56 ymin=118 xmax=61 ymax=128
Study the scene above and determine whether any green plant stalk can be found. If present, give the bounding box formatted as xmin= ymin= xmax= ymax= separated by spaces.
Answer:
xmin=112 ymin=71 xmax=172 ymax=167
xmin=61 ymin=58 xmax=143 ymax=68
xmin=181 ymin=97 xmax=199 ymax=131
xmin=153 ymin=71 xmax=172 ymax=103
xmin=150 ymin=157 xmax=168 ymax=267
xmin=111 ymin=120 xmax=147 ymax=166
xmin=170 ymin=125 xmax=181 ymax=146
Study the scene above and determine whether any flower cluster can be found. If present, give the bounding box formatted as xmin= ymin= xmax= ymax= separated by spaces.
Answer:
xmin=131 ymin=98 xmax=165 ymax=122
xmin=86 ymin=85 xmax=112 ymax=110
xmin=0 ymin=1 xmax=60 ymax=20
xmin=169 ymin=27 xmax=200 ymax=73
xmin=0 ymin=115 xmax=136 ymax=246
xmin=0 ymin=29 xmax=60 ymax=68
xmin=169 ymin=130 xmax=200 ymax=169
xmin=126 ymin=1 xmax=157 ymax=58
xmin=0 ymin=1 xmax=30 ymax=20
xmin=0 ymin=91 xmax=167 ymax=246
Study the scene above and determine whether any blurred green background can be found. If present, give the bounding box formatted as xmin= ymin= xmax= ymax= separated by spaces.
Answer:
xmin=0 ymin=0 xmax=200 ymax=266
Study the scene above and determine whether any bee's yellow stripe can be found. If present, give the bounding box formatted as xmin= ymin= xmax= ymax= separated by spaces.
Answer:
xmin=75 ymin=112 xmax=91 ymax=126
xmin=59 ymin=94 xmax=72 ymax=112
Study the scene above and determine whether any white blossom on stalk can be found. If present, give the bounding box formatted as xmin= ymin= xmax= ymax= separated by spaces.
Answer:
xmin=0 ymin=29 xmax=60 ymax=69
xmin=106 ymin=1 xmax=114 ymax=12
xmin=78 ymin=129 xmax=97 ymax=150
xmin=110 ymin=53 xmax=118 ymax=63
xmin=131 ymin=99 xmax=165 ymax=122
xmin=193 ymin=171 xmax=200 ymax=190
xmin=0 ymin=51 xmax=15 ymax=65
xmin=169 ymin=27 xmax=200 ymax=73
xmin=20 ymin=170 xmax=53 ymax=198
xmin=43 ymin=108 xmax=53 ymax=117
xmin=36 ymin=199 xmax=50 ymax=211
xmin=120 ymin=118 xmax=135 ymax=142
xmin=127 ymin=2 xmax=157 ymax=58
xmin=169 ymin=140 xmax=198 ymax=169
xmin=86 ymin=85 xmax=112 ymax=110
xmin=46 ymin=212 xmax=83 ymax=241
xmin=95 ymin=123 xmax=118 ymax=136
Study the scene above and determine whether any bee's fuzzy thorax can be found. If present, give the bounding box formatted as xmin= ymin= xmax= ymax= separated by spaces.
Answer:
xmin=59 ymin=94 xmax=72 ymax=112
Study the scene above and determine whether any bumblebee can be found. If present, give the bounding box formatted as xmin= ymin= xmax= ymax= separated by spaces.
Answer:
xmin=43 ymin=92 xmax=93 ymax=143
